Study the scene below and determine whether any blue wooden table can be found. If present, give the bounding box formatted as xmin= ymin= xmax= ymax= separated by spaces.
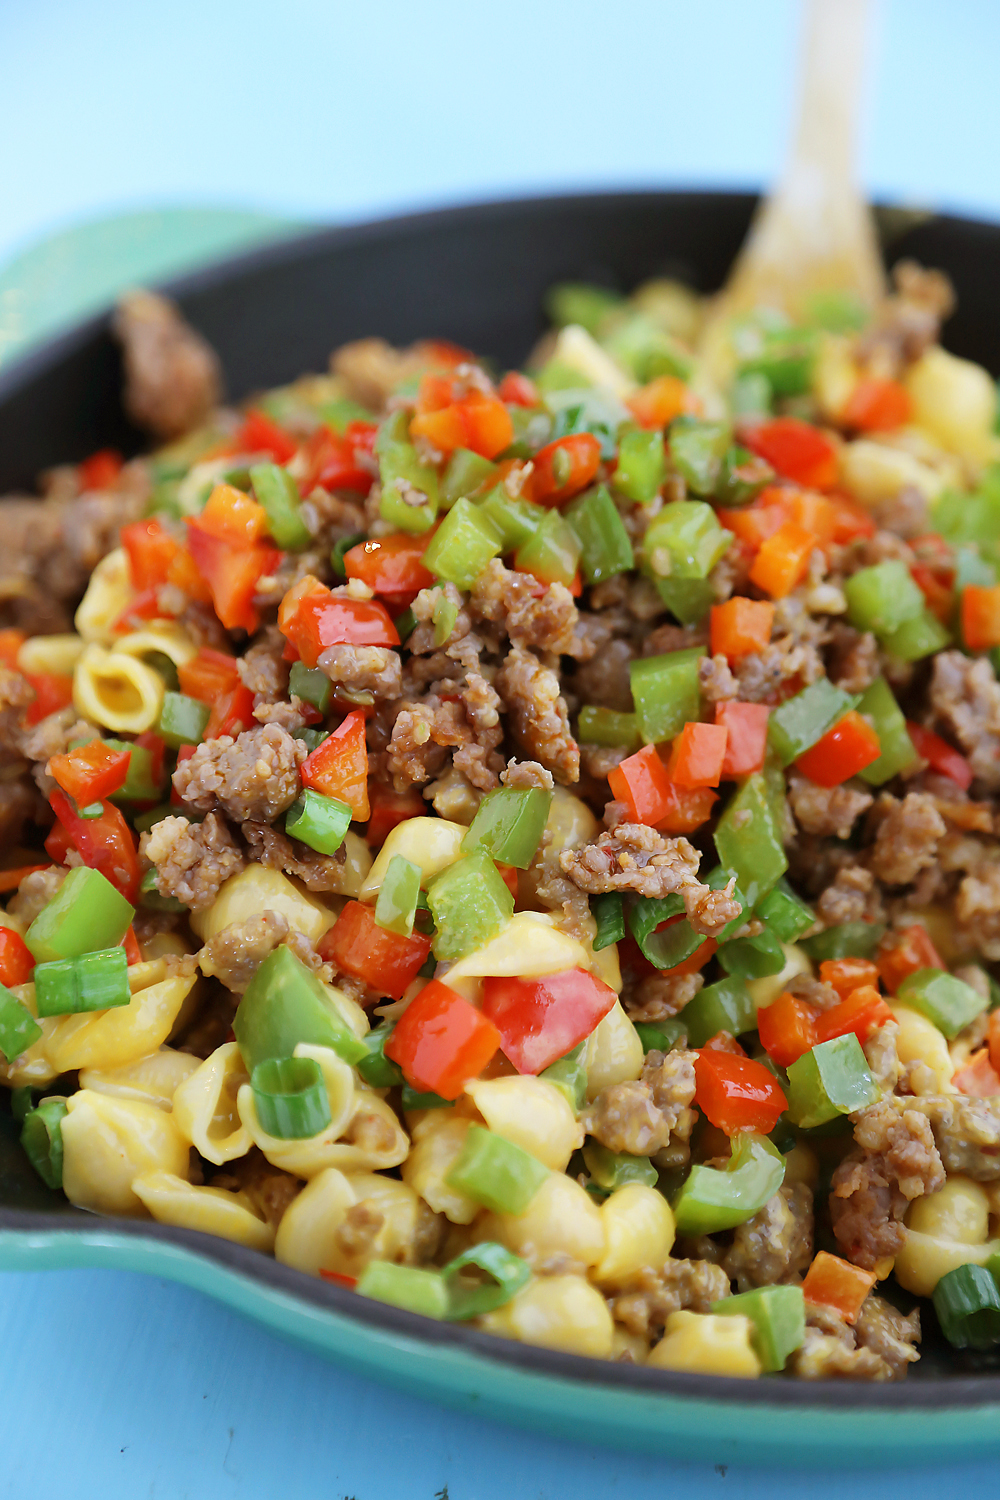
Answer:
xmin=3 ymin=2 xmax=1000 ymax=1494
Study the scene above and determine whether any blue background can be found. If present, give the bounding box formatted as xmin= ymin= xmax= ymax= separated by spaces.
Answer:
xmin=3 ymin=2 xmax=1000 ymax=1496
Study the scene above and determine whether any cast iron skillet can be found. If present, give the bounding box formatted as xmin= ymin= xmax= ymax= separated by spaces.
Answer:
xmin=1 ymin=192 xmax=999 ymax=1465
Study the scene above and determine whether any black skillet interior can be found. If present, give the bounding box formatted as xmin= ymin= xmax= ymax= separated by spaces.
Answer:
xmin=1 ymin=189 xmax=999 ymax=1402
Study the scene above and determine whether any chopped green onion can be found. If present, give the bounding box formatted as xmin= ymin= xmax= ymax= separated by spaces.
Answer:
xmin=845 ymin=561 xmax=924 ymax=637
xmin=356 ymin=1260 xmax=449 ymax=1319
xmin=357 ymin=1022 xmax=404 ymax=1089
xmin=767 ymin=679 xmax=860 ymax=765
xmin=442 ymin=1242 xmax=532 ymax=1320
xmin=643 ymin=500 xmax=733 ymax=580
xmin=668 ymin=416 xmax=731 ymax=495
xmin=592 ymin=892 xmax=626 ymax=951
xmin=132 ymin=802 xmax=177 ymax=835
xmin=445 ymin=1123 xmax=548 ymax=1214
xmin=678 ymin=976 xmax=755 ymax=1047
xmin=157 ymin=691 xmax=210 ymax=748
xmin=426 ymin=851 xmax=514 ymax=961
xmin=423 ymin=498 xmax=502 ymax=590
xmin=250 ymin=462 xmax=311 ymax=550
xmin=440 ymin=448 xmax=498 ymax=508
xmin=932 ymin=1263 xmax=1000 ymax=1349
xmin=673 ymin=1132 xmax=785 ymax=1235
xmin=0 ymin=985 xmax=42 ymax=1062
xmin=614 ymin=427 xmax=665 ymax=504
xmin=564 ymin=484 xmax=634 ymax=584
xmin=755 ymin=878 xmax=816 ymax=943
xmin=234 ymin=945 xmax=367 ymax=1071
xmin=577 ymin=707 xmax=640 ymax=751
xmin=25 ymin=866 xmax=135 ymax=963
xmin=627 ymin=893 xmax=698 ymax=969
xmin=20 ymin=1097 xmax=67 ymax=1190
xmin=712 ymin=1285 xmax=806 ymax=1371
xmin=460 ymin=786 xmax=552 ymax=870
xmin=785 ymin=1035 xmax=878 ymax=1130
xmin=289 ymin=662 xmax=332 ymax=714
xmin=799 ymin=922 xmax=886 ymax=962
xmin=629 ymin=647 xmax=704 ymax=745
xmin=400 ymin=1085 xmax=454 ymax=1110
xmin=634 ymin=1019 xmax=686 ymax=1053
xmin=582 ymin=1141 xmax=657 ymax=1190
xmin=250 ymin=1056 xmax=332 ymax=1139
xmin=717 ymin=924 xmax=785 ymax=980
xmin=34 ymin=946 xmax=130 ymax=1017
xmin=897 ymin=967 xmax=988 ymax=1038
xmin=374 ymin=855 xmax=422 ymax=937
xmin=284 ymin=789 xmax=352 ymax=856
xmin=514 ymin=509 xmax=581 ymax=589
xmin=330 ymin=531 xmax=367 ymax=579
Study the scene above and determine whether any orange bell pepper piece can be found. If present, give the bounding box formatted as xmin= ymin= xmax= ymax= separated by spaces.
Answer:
xmin=801 ymin=1251 xmax=876 ymax=1323
xmin=748 ymin=520 xmax=818 ymax=599
xmin=877 ymin=923 xmax=944 ymax=995
xmin=301 ymin=710 xmax=369 ymax=821
xmin=794 ymin=710 xmax=881 ymax=787
xmin=843 ymin=377 xmax=913 ymax=433
xmin=757 ymin=991 xmax=818 ymax=1068
xmin=814 ymin=985 xmax=893 ymax=1047
xmin=385 ymin=978 xmax=501 ymax=1100
xmin=962 ymin=584 xmax=1000 ymax=650
xmin=709 ymin=598 xmax=775 ymax=661
xmin=664 ymin=722 xmax=728 ymax=788
xmin=818 ymin=957 xmax=880 ymax=998
xmin=715 ymin=701 xmax=769 ymax=778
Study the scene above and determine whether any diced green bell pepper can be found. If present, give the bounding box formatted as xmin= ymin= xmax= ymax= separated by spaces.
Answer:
xmin=856 ymin=677 xmax=917 ymax=785
xmin=284 ymin=789 xmax=351 ymax=855
xmin=582 ymin=1141 xmax=658 ymax=1190
xmin=668 ymin=416 xmax=731 ymax=495
xmin=514 ymin=510 xmax=581 ymax=588
xmin=426 ymin=851 xmax=514 ymax=961
xmin=377 ymin=411 xmax=440 ymax=535
xmin=714 ymin=444 xmax=774 ymax=506
xmin=714 ymin=772 xmax=788 ymax=910
xmin=374 ymin=855 xmax=422 ymax=938
xmin=879 ymin=609 xmax=952 ymax=662
xmin=34 ymin=946 xmax=130 ymax=1017
xmin=711 ymin=1285 xmax=806 ymax=1372
xmin=540 ymin=1050 xmax=588 ymax=1112
xmin=654 ymin=576 xmax=717 ymax=626
xmin=627 ymin=894 xmax=700 ymax=970
xmin=234 ymin=944 xmax=367 ymax=1071
xmin=643 ymin=501 xmax=733 ymax=580
xmin=785 ymin=1034 xmax=879 ymax=1129
xmin=577 ymin=707 xmax=641 ymax=751
xmin=717 ymin=924 xmax=785 ymax=980
xmin=25 ymin=866 xmax=135 ymax=963
xmin=730 ymin=371 xmax=772 ymax=417
xmin=289 ymin=661 xmax=333 ymax=715
xmin=548 ymin=396 xmax=620 ymax=461
xmin=799 ymin=922 xmax=885 ymax=962
xmin=564 ymin=484 xmax=634 ymax=584
xmin=357 ymin=1022 xmax=405 ymax=1088
xmin=461 ymin=786 xmax=552 ymax=870
xmin=845 ymin=560 xmax=925 ymax=636
xmin=629 ymin=647 xmax=704 ymax=745
xmin=330 ymin=530 xmax=367 ymax=580
xmin=423 ymin=498 xmax=502 ymax=589
xmin=673 ymin=1133 xmax=785 ymax=1235
xmin=157 ymin=691 xmax=210 ymax=748
xmin=739 ymin=333 xmax=814 ymax=396
xmin=249 ymin=462 xmax=311 ymax=550
xmin=614 ymin=427 xmax=665 ymax=503
xmin=897 ymin=967 xmax=988 ymax=1038
xmin=356 ymin=1260 xmax=449 ymax=1319
xmin=545 ymin=282 xmax=623 ymax=335
xmin=104 ymin=739 xmax=164 ymax=804
xmin=440 ymin=448 xmax=498 ymax=508
xmin=634 ymin=1019 xmax=687 ymax=1053
xmin=755 ymin=878 xmax=816 ymax=943
xmin=802 ymin=289 xmax=868 ymax=333
xmin=478 ymin=488 xmax=544 ymax=550
xmin=602 ymin=311 xmax=693 ymax=384
xmin=445 ymin=1123 xmax=548 ymax=1214
xmin=678 ymin=975 xmax=756 ymax=1047
xmin=20 ymin=1097 xmax=67 ymax=1190
xmin=0 ymin=985 xmax=42 ymax=1062
xmin=767 ymin=679 xmax=860 ymax=766
xmin=592 ymin=892 xmax=626 ymax=951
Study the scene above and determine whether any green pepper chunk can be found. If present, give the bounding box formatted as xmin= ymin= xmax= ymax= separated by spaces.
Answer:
xmin=711 ymin=1285 xmax=806 ymax=1372
xmin=799 ymin=922 xmax=885 ymax=962
xmin=460 ymin=787 xmax=552 ymax=870
xmin=668 ymin=416 xmax=731 ymax=495
xmin=730 ymin=371 xmax=772 ymax=417
xmin=739 ymin=334 xmax=814 ymax=397
xmin=564 ymin=484 xmax=634 ymax=584
xmin=582 ymin=1141 xmax=657 ymax=1190
xmin=249 ymin=462 xmax=311 ymax=550
xmin=440 ymin=448 xmax=498 ymax=508
xmin=426 ymin=851 xmax=514 ymax=961
xmin=714 ymin=445 xmax=774 ymax=506
xmin=634 ymin=1019 xmax=686 ymax=1054
xmin=540 ymin=1049 xmax=588 ymax=1113
xmin=591 ymin=892 xmax=626 ymax=951
xmin=10 ymin=1086 xmax=36 ymax=1123
xmin=714 ymin=772 xmax=788 ymax=910
xmin=20 ymin=1097 xmax=67 ymax=1190
xmin=879 ymin=609 xmax=952 ymax=662
xmin=627 ymin=894 xmax=700 ymax=970
xmin=442 ymin=1241 xmax=532 ymax=1320
xmin=289 ymin=662 xmax=332 ymax=715
xmin=250 ymin=1056 xmax=332 ymax=1139
xmin=317 ymin=397 xmax=374 ymax=433
xmin=855 ymin=677 xmax=917 ymax=785
xmin=445 ymin=1123 xmax=548 ymax=1214
xmin=357 ymin=1022 xmax=404 ymax=1088
xmin=34 ymin=946 xmax=130 ymax=1017
xmin=284 ymin=789 xmax=352 ymax=856
xmin=629 ymin=648 xmax=704 ymax=745
xmin=25 ymin=866 xmax=135 ymax=963
xmin=514 ymin=510 xmax=581 ymax=589
xmin=933 ymin=1263 xmax=1000 ymax=1349
xmin=234 ymin=945 xmax=367 ymax=1071
xmin=754 ymin=878 xmax=816 ymax=943
xmin=678 ymin=976 xmax=755 ymax=1047
xmin=0 ymin=985 xmax=42 ymax=1062
xmin=478 ymin=488 xmax=544 ymax=550
xmin=157 ymin=691 xmax=210 ymax=748
xmin=423 ymin=498 xmax=502 ymax=589
xmin=577 ymin=706 xmax=641 ymax=751
xmin=654 ymin=576 xmax=717 ymax=627
xmin=104 ymin=739 xmax=163 ymax=804
xmin=356 ymin=1260 xmax=449 ymax=1320
xmin=602 ymin=311 xmax=693 ymax=383
xmin=377 ymin=411 xmax=440 ymax=535
xmin=845 ymin=560 xmax=925 ymax=636
xmin=374 ymin=854 xmax=422 ymax=938
xmin=330 ymin=531 xmax=367 ymax=580
xmin=767 ymin=679 xmax=860 ymax=765
xmin=717 ymin=924 xmax=785 ymax=980
xmin=545 ymin=282 xmax=623 ymax=335
xmin=614 ymin=427 xmax=665 ymax=503
xmin=643 ymin=501 xmax=733 ymax=580
xmin=897 ymin=968 xmax=988 ymax=1038
xmin=673 ymin=1133 xmax=785 ymax=1235
xmin=785 ymin=1035 xmax=879 ymax=1130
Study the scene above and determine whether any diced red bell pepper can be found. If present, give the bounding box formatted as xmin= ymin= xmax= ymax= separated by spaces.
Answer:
xmin=122 ymin=925 xmax=143 ymax=966
xmin=627 ymin=374 xmax=697 ymax=430
xmin=842 ymin=378 xmax=913 ymax=433
xmin=0 ymin=863 xmax=51 ymax=894
xmin=185 ymin=521 xmax=280 ymax=634
xmin=608 ymin=744 xmax=677 ymax=824
xmin=366 ymin=784 xmax=425 ymax=846
xmin=911 ymin=563 xmax=955 ymax=623
xmin=525 ymin=434 xmax=601 ymax=506
xmin=953 ymin=1048 xmax=1000 ymax=1098
xmin=795 ymin=710 xmax=881 ymax=787
xmin=198 ymin=484 xmax=270 ymax=546
xmin=710 ymin=598 xmax=774 ymax=661
xmin=742 ymin=418 xmax=839 ymax=490
xmin=665 ymin=722 xmax=728 ymax=788
xmin=0 ymin=629 xmax=26 ymax=670
xmin=700 ymin=1030 xmax=746 ymax=1055
xmin=318 ymin=900 xmax=430 ymax=1001
xmin=826 ymin=494 xmax=877 ymax=546
xmin=801 ymin=1252 xmax=876 ymax=1324
xmin=962 ymin=584 xmax=1000 ymax=651
xmin=49 ymin=740 xmax=131 ymax=805
xmin=45 ymin=819 xmax=74 ymax=862
xmin=24 ymin=673 xmax=75 ymax=726
xmin=170 ymin=745 xmax=197 ymax=806
xmin=49 ymin=789 xmax=140 ymax=904
xmin=111 ymin=588 xmax=168 ymax=634
xmin=300 ymin=426 xmax=375 ymax=496
xmin=385 ymin=978 xmax=501 ymax=1100
xmin=410 ymin=377 xmax=514 ymax=459
xmin=343 ymin=534 xmax=435 ymax=602
xmin=78 ymin=448 xmax=123 ymax=491
xmin=121 ymin=518 xmax=181 ymax=590
xmin=236 ymin=409 xmax=298 ymax=465
xmin=818 ymin=957 xmax=880 ymax=998
xmin=135 ymin=731 xmax=167 ymax=792
xmin=715 ymin=701 xmax=769 ymax=778
xmin=498 ymin=372 xmax=539 ymax=407
xmin=301 ymin=710 xmax=369 ymax=820
xmin=481 ymin=968 xmax=617 ymax=1074
xmin=748 ymin=520 xmax=818 ymax=599
xmin=653 ymin=784 xmax=718 ymax=834
xmin=497 ymin=864 xmax=518 ymax=901
xmin=990 ymin=1010 xmax=1000 ymax=1076
xmin=166 ymin=543 xmax=214 ymax=605
xmin=814 ymin=985 xmax=893 ymax=1047
xmin=206 ymin=683 xmax=256 ymax=740
xmin=877 ymin=923 xmax=944 ymax=995
xmin=904 ymin=721 xmax=972 ymax=790
xmin=757 ymin=991 xmax=818 ymax=1069
xmin=278 ymin=576 xmax=400 ymax=667
xmin=178 ymin=648 xmax=242 ymax=702
xmin=0 ymin=926 xmax=35 ymax=986
xmin=692 ymin=1048 xmax=788 ymax=1136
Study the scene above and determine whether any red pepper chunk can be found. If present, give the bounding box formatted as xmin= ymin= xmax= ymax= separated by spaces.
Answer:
xmin=185 ymin=523 xmax=280 ymax=634
xmin=278 ymin=577 xmax=399 ymax=667
xmin=498 ymin=372 xmax=539 ymax=407
xmin=990 ymin=1010 xmax=1000 ymax=1075
xmin=206 ymin=684 xmax=256 ymax=740
xmin=237 ymin=409 xmax=298 ymax=465
xmin=962 ymin=584 xmax=1000 ymax=651
xmin=366 ymin=785 xmax=425 ymax=847
xmin=665 ymin=722 xmax=728 ymax=788
xmin=757 ymin=992 xmax=818 ymax=1069
xmin=953 ymin=1048 xmax=1000 ymax=1098
xmin=121 ymin=518 xmax=181 ymax=590
xmin=301 ymin=710 xmax=369 ymax=821
xmin=300 ymin=425 xmax=376 ymax=496
xmin=710 ymin=598 xmax=775 ymax=661
xmin=801 ymin=1252 xmax=876 ymax=1324
xmin=814 ymin=986 xmax=893 ymax=1047
xmin=343 ymin=534 xmax=435 ymax=603
xmin=49 ymin=789 xmax=140 ymax=904
xmin=49 ymin=740 xmax=131 ymax=805
xmin=0 ymin=927 xmax=35 ymax=987
xmin=178 ymin=648 xmax=241 ymax=702
xmin=715 ymin=701 xmax=769 ymax=778
xmin=905 ymin=722 xmax=972 ymax=791
xmin=318 ymin=901 xmax=430 ymax=1001
xmin=794 ymin=710 xmax=881 ymax=787
xmin=742 ymin=417 xmax=839 ymax=490
xmin=0 ymin=630 xmax=26 ymax=669
xmin=197 ymin=485 xmax=270 ymax=546
xmin=525 ymin=434 xmax=601 ymax=506
xmin=842 ymin=377 xmax=913 ymax=433
xmin=0 ymin=863 xmax=50 ymax=894
xmin=818 ymin=957 xmax=879 ymax=998
xmin=608 ymin=744 xmax=716 ymax=831
xmin=693 ymin=1049 xmax=787 ymax=1136
xmin=24 ymin=673 xmax=75 ymax=726
xmin=122 ymin=925 xmax=143 ymax=966
xmin=481 ymin=969 xmax=617 ymax=1075
xmin=877 ymin=923 xmax=944 ymax=996
xmin=78 ymin=448 xmax=124 ymax=491
xmin=911 ymin=564 xmax=955 ymax=624
xmin=385 ymin=979 xmax=501 ymax=1100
